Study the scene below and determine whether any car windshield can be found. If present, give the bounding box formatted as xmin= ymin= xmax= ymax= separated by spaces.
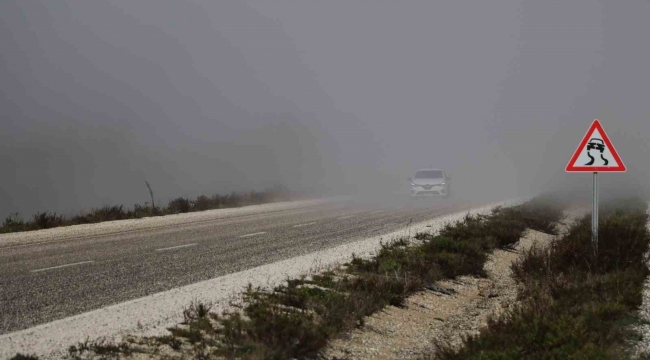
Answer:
xmin=414 ymin=170 xmax=443 ymax=179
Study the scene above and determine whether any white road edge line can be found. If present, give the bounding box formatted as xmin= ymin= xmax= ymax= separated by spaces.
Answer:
xmin=31 ymin=261 xmax=95 ymax=273
xmin=239 ymin=232 xmax=267 ymax=238
xmin=337 ymin=215 xmax=355 ymax=220
xmin=155 ymin=243 xmax=198 ymax=252
xmin=0 ymin=198 xmax=526 ymax=360
xmin=293 ymin=222 xmax=316 ymax=228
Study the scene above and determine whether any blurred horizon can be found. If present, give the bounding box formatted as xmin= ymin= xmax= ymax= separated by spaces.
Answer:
xmin=2 ymin=0 xmax=649 ymax=219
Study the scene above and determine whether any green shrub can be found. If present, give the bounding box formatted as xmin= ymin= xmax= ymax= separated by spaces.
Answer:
xmin=167 ymin=197 xmax=192 ymax=214
xmin=197 ymin=197 xmax=564 ymax=359
xmin=71 ymin=205 xmax=131 ymax=224
xmin=437 ymin=198 xmax=650 ymax=359
xmin=0 ymin=185 xmax=293 ymax=233
xmin=10 ymin=355 xmax=39 ymax=360
xmin=516 ymin=210 xmax=650 ymax=282
xmin=193 ymin=195 xmax=214 ymax=211
xmin=1 ymin=213 xmax=28 ymax=233
xmin=65 ymin=195 xmax=566 ymax=359
xmin=31 ymin=212 xmax=64 ymax=230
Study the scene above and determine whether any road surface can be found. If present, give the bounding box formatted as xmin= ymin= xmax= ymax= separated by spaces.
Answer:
xmin=0 ymin=197 xmax=466 ymax=335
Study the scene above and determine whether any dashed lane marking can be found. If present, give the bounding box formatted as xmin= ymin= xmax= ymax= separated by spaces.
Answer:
xmin=239 ymin=232 xmax=267 ymax=238
xmin=31 ymin=261 xmax=95 ymax=273
xmin=155 ymin=243 xmax=198 ymax=252
xmin=293 ymin=222 xmax=316 ymax=228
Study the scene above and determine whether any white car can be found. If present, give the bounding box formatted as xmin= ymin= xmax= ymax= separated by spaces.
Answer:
xmin=408 ymin=168 xmax=450 ymax=197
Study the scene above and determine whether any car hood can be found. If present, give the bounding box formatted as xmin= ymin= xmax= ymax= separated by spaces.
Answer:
xmin=412 ymin=178 xmax=445 ymax=185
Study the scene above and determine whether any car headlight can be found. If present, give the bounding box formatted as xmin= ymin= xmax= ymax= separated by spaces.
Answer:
xmin=441 ymin=182 xmax=446 ymax=185
xmin=410 ymin=182 xmax=416 ymax=187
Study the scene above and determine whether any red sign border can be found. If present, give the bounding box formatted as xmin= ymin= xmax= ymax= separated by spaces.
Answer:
xmin=565 ymin=119 xmax=626 ymax=173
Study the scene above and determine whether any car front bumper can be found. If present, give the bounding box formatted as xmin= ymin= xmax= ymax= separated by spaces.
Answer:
xmin=410 ymin=186 xmax=447 ymax=197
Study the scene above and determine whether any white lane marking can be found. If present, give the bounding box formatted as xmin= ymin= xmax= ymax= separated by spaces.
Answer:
xmin=338 ymin=215 xmax=355 ymax=220
xmin=31 ymin=261 xmax=94 ymax=273
xmin=293 ymin=222 xmax=316 ymax=228
xmin=239 ymin=232 xmax=267 ymax=238
xmin=0 ymin=200 xmax=516 ymax=359
xmin=155 ymin=243 xmax=198 ymax=252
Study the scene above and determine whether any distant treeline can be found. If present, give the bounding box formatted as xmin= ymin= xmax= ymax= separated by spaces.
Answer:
xmin=0 ymin=185 xmax=296 ymax=234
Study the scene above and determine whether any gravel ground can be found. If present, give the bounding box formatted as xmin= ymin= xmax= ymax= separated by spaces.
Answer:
xmin=320 ymin=207 xmax=584 ymax=360
xmin=0 ymin=198 xmax=523 ymax=359
xmin=321 ymin=229 xmax=555 ymax=360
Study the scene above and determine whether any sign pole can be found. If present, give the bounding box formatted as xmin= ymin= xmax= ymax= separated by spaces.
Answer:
xmin=566 ymin=119 xmax=625 ymax=258
xmin=592 ymin=171 xmax=599 ymax=255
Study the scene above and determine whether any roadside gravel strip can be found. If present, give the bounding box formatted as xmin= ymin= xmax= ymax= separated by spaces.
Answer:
xmin=0 ymin=197 xmax=524 ymax=359
xmin=322 ymin=207 xmax=585 ymax=359
xmin=322 ymin=229 xmax=555 ymax=360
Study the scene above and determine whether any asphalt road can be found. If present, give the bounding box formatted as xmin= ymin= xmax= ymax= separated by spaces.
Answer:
xmin=0 ymin=197 xmax=465 ymax=335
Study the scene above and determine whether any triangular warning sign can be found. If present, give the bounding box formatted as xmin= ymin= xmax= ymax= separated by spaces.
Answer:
xmin=566 ymin=119 xmax=626 ymax=172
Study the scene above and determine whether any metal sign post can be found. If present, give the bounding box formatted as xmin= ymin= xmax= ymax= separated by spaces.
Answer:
xmin=566 ymin=119 xmax=626 ymax=258
xmin=592 ymin=172 xmax=598 ymax=254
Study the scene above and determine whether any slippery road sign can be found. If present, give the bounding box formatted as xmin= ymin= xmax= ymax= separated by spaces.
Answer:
xmin=565 ymin=119 xmax=626 ymax=172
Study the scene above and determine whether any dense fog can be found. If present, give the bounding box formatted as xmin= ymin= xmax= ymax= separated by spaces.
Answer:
xmin=1 ymin=0 xmax=649 ymax=219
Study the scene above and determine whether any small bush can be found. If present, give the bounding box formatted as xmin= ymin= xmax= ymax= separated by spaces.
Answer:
xmin=515 ymin=209 xmax=650 ymax=283
xmin=434 ymin=196 xmax=565 ymax=252
xmin=0 ymin=185 xmax=294 ymax=233
xmin=71 ymin=205 xmax=130 ymax=224
xmin=193 ymin=195 xmax=214 ymax=211
xmin=65 ymin=195 xmax=565 ymax=359
xmin=167 ymin=197 xmax=192 ymax=214
xmin=10 ymin=355 xmax=39 ymax=360
xmin=167 ymin=327 xmax=204 ymax=345
xmin=182 ymin=301 xmax=213 ymax=324
xmin=198 ymin=197 xmax=563 ymax=359
xmin=600 ymin=196 xmax=649 ymax=218
xmin=437 ymin=198 xmax=650 ymax=359
xmin=31 ymin=212 xmax=64 ymax=230
xmin=1 ymin=213 xmax=28 ymax=233
xmin=132 ymin=203 xmax=156 ymax=218
xmin=154 ymin=335 xmax=183 ymax=351
xmin=67 ymin=339 xmax=133 ymax=359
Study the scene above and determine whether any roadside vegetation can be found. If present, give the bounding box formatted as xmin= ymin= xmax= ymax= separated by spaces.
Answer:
xmin=38 ymin=195 xmax=566 ymax=360
xmin=433 ymin=197 xmax=650 ymax=359
xmin=0 ymin=185 xmax=294 ymax=234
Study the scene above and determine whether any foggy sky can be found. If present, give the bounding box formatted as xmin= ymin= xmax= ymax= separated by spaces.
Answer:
xmin=2 ymin=0 xmax=650 ymax=219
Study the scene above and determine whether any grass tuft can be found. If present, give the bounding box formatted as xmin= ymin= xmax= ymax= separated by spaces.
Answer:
xmin=0 ymin=185 xmax=295 ymax=234
xmin=66 ymin=195 xmax=568 ymax=359
xmin=67 ymin=339 xmax=133 ymax=359
xmin=434 ymin=198 xmax=650 ymax=359
xmin=10 ymin=355 xmax=40 ymax=360
xmin=170 ymin=196 xmax=566 ymax=359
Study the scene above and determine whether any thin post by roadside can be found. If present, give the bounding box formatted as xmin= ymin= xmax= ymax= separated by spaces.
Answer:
xmin=566 ymin=119 xmax=626 ymax=258
xmin=145 ymin=180 xmax=156 ymax=213
xmin=592 ymin=171 xmax=599 ymax=256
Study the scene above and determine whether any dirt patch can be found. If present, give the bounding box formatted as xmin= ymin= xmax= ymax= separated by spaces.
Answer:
xmin=321 ymin=229 xmax=555 ymax=360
